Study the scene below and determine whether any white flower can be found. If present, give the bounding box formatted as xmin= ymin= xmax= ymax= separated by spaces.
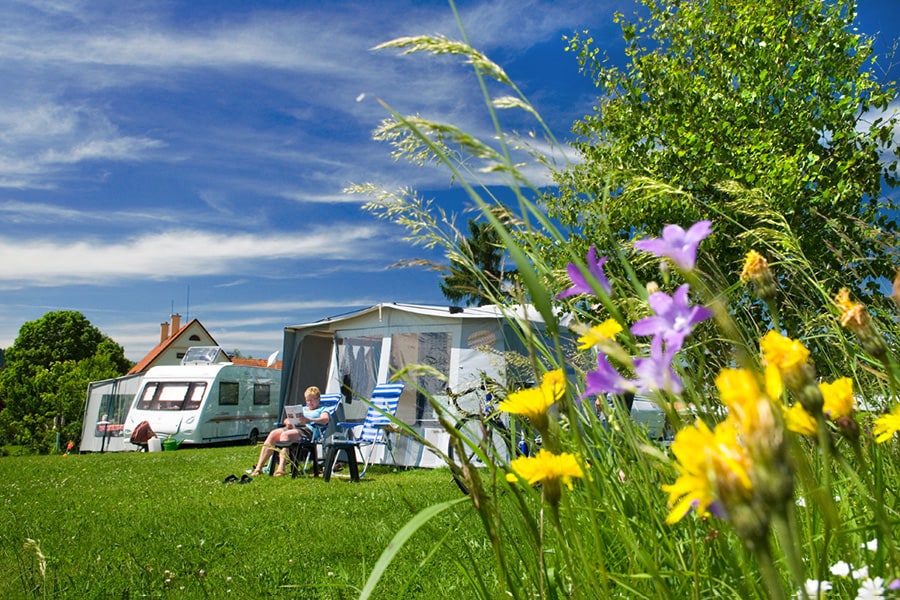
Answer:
xmin=855 ymin=577 xmax=885 ymax=600
xmin=801 ymin=579 xmax=832 ymax=598
xmin=830 ymin=561 xmax=851 ymax=577
xmin=862 ymin=539 xmax=878 ymax=551
xmin=853 ymin=566 xmax=869 ymax=580
xmin=796 ymin=497 xmax=807 ymax=507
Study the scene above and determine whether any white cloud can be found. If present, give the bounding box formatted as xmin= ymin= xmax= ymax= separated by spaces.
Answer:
xmin=0 ymin=102 xmax=166 ymax=188
xmin=0 ymin=225 xmax=388 ymax=286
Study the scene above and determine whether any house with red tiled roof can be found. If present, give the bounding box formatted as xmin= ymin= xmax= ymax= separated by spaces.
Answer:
xmin=232 ymin=357 xmax=283 ymax=370
xmin=127 ymin=314 xmax=219 ymax=375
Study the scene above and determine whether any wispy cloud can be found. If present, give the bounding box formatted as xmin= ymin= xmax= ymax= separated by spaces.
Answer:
xmin=0 ymin=0 xmax=617 ymax=359
xmin=0 ymin=101 xmax=166 ymax=188
xmin=0 ymin=225 xmax=390 ymax=286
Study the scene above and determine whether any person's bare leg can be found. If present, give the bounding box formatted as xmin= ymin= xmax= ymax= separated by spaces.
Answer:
xmin=251 ymin=429 xmax=282 ymax=475
xmin=274 ymin=429 xmax=300 ymax=476
xmin=274 ymin=450 xmax=288 ymax=476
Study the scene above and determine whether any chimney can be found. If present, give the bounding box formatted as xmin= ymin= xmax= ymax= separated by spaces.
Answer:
xmin=160 ymin=321 xmax=170 ymax=343
xmin=171 ymin=313 xmax=181 ymax=334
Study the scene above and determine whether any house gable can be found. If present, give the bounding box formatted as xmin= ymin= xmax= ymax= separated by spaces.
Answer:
xmin=127 ymin=315 xmax=218 ymax=375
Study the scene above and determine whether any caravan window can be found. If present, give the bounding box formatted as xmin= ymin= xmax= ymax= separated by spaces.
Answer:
xmin=136 ymin=382 xmax=207 ymax=411
xmin=253 ymin=383 xmax=271 ymax=405
xmin=219 ymin=381 xmax=239 ymax=406
xmin=183 ymin=385 xmax=206 ymax=410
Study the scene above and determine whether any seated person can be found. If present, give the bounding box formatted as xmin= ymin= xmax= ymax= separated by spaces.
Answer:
xmin=251 ymin=386 xmax=330 ymax=476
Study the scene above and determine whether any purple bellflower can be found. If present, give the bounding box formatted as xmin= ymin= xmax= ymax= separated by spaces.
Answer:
xmin=630 ymin=284 xmax=712 ymax=354
xmin=557 ymin=246 xmax=612 ymax=299
xmin=633 ymin=336 xmax=684 ymax=395
xmin=633 ymin=220 xmax=712 ymax=271
xmin=582 ymin=352 xmax=635 ymax=399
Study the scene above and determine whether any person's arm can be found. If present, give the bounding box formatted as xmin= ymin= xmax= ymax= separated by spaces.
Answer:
xmin=299 ymin=408 xmax=329 ymax=426
xmin=309 ymin=411 xmax=329 ymax=426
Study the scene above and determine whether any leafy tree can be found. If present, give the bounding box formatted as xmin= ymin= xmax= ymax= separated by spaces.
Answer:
xmin=0 ymin=311 xmax=131 ymax=452
xmin=440 ymin=219 xmax=516 ymax=306
xmin=552 ymin=0 xmax=898 ymax=309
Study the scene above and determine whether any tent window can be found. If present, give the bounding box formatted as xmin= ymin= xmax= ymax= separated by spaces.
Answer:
xmin=219 ymin=381 xmax=239 ymax=406
xmin=94 ymin=394 xmax=132 ymax=437
xmin=253 ymin=383 xmax=271 ymax=405
xmin=335 ymin=335 xmax=383 ymax=404
xmin=389 ymin=332 xmax=452 ymax=426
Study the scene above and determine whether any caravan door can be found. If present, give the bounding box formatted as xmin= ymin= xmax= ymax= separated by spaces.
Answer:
xmin=213 ymin=379 xmax=242 ymax=440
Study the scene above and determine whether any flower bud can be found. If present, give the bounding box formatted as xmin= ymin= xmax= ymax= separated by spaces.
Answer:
xmin=728 ymin=502 xmax=769 ymax=550
xmin=835 ymin=288 xmax=888 ymax=361
xmin=741 ymin=250 xmax=777 ymax=303
xmin=834 ymin=415 xmax=860 ymax=443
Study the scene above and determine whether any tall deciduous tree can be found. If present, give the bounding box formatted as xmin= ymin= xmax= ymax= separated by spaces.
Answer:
xmin=552 ymin=0 xmax=898 ymax=303
xmin=0 ymin=311 xmax=131 ymax=452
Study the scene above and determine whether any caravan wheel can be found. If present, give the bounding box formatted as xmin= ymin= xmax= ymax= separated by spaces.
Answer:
xmin=248 ymin=429 xmax=260 ymax=445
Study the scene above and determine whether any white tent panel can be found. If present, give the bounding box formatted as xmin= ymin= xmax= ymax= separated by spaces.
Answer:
xmin=79 ymin=374 xmax=144 ymax=453
xmin=279 ymin=303 xmax=553 ymax=469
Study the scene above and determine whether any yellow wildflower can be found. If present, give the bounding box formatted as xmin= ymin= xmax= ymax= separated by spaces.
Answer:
xmin=873 ymin=404 xmax=900 ymax=443
xmin=740 ymin=249 xmax=777 ymax=301
xmin=759 ymin=330 xmax=810 ymax=378
xmin=818 ymin=377 xmax=855 ymax=420
xmin=663 ymin=420 xmax=753 ymax=524
xmin=499 ymin=387 xmax=555 ymax=423
xmin=834 ymin=288 xmax=867 ymax=330
xmin=893 ymin=269 xmax=900 ymax=311
xmin=576 ymin=319 xmax=622 ymax=351
xmin=540 ymin=369 xmax=566 ymax=402
xmin=834 ymin=288 xmax=888 ymax=360
xmin=764 ymin=363 xmax=783 ymax=400
xmin=740 ymin=249 xmax=768 ymax=282
xmin=716 ymin=369 xmax=763 ymax=430
xmin=508 ymin=449 xmax=583 ymax=489
xmin=783 ymin=403 xmax=817 ymax=437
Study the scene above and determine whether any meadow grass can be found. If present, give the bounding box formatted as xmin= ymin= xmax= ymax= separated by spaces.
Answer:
xmin=0 ymin=445 xmax=493 ymax=599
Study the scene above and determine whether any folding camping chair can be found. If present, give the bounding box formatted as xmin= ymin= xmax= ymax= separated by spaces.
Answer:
xmin=323 ymin=382 xmax=404 ymax=482
xmin=269 ymin=393 xmax=341 ymax=477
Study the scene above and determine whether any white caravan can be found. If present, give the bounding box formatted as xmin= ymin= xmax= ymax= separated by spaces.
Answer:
xmin=123 ymin=349 xmax=281 ymax=446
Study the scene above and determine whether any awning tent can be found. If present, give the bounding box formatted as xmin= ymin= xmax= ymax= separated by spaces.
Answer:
xmin=279 ymin=303 xmax=554 ymax=468
xmin=79 ymin=373 xmax=144 ymax=453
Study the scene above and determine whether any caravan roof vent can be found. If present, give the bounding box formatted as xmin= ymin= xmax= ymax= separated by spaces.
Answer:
xmin=181 ymin=346 xmax=229 ymax=366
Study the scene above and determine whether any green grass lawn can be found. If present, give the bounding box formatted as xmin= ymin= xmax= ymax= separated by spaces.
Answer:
xmin=0 ymin=445 xmax=492 ymax=599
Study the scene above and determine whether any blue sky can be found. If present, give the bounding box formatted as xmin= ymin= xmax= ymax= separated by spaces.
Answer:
xmin=1 ymin=0 xmax=898 ymax=362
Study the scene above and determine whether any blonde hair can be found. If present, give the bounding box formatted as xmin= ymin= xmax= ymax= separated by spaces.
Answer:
xmin=304 ymin=386 xmax=321 ymax=400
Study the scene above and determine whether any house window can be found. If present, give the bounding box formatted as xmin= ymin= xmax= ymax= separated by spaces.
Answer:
xmin=189 ymin=335 xmax=201 ymax=341
xmin=253 ymin=383 xmax=271 ymax=405
xmin=219 ymin=381 xmax=239 ymax=406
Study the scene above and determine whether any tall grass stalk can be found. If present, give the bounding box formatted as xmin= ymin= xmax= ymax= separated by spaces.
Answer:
xmin=357 ymin=9 xmax=900 ymax=599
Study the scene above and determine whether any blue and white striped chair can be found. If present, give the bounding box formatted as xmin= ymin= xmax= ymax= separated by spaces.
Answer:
xmin=323 ymin=382 xmax=404 ymax=481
